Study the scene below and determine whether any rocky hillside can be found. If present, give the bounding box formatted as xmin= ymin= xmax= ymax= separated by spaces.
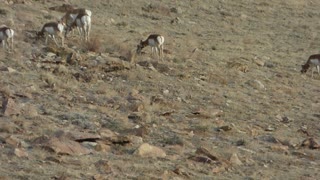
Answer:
xmin=0 ymin=0 xmax=319 ymax=179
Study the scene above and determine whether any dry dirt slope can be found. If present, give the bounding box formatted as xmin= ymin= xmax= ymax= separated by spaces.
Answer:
xmin=0 ymin=0 xmax=319 ymax=179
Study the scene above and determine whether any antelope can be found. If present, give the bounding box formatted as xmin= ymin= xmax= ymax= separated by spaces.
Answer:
xmin=0 ymin=26 xmax=14 ymax=51
xmin=66 ymin=13 xmax=91 ymax=41
xmin=301 ymin=54 xmax=320 ymax=78
xmin=57 ymin=5 xmax=92 ymax=38
xmin=61 ymin=11 xmax=92 ymax=38
xmin=136 ymin=34 xmax=165 ymax=60
xmin=36 ymin=22 xmax=65 ymax=47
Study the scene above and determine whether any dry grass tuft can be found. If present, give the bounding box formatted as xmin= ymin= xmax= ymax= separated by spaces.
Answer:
xmin=142 ymin=3 xmax=171 ymax=16
xmin=84 ymin=36 xmax=102 ymax=52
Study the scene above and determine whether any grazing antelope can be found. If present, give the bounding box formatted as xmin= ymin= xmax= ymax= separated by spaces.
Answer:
xmin=66 ymin=13 xmax=91 ymax=41
xmin=0 ymin=26 xmax=14 ymax=51
xmin=136 ymin=34 xmax=165 ymax=60
xmin=36 ymin=22 xmax=65 ymax=47
xmin=61 ymin=10 xmax=92 ymax=38
xmin=57 ymin=4 xmax=92 ymax=38
xmin=301 ymin=54 xmax=320 ymax=78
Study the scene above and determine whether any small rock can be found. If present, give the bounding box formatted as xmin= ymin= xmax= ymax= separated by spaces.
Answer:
xmin=230 ymin=153 xmax=242 ymax=166
xmin=5 ymin=135 xmax=21 ymax=147
xmin=270 ymin=144 xmax=289 ymax=153
xmin=163 ymin=89 xmax=170 ymax=95
xmin=99 ymin=128 xmax=118 ymax=139
xmin=95 ymin=141 xmax=111 ymax=152
xmin=265 ymin=126 xmax=275 ymax=132
xmin=45 ymin=137 xmax=91 ymax=155
xmin=253 ymin=59 xmax=265 ymax=66
xmin=235 ymin=139 xmax=245 ymax=146
xmin=2 ymin=98 xmax=20 ymax=116
xmin=246 ymin=79 xmax=265 ymax=90
xmin=170 ymin=7 xmax=182 ymax=14
xmin=0 ymin=66 xmax=16 ymax=73
xmin=301 ymin=138 xmax=320 ymax=149
xmin=135 ymin=143 xmax=166 ymax=158
xmin=94 ymin=160 xmax=112 ymax=174
xmin=14 ymin=148 xmax=28 ymax=158
xmin=218 ymin=125 xmax=232 ymax=132
xmin=46 ymin=52 xmax=56 ymax=58
xmin=195 ymin=147 xmax=219 ymax=161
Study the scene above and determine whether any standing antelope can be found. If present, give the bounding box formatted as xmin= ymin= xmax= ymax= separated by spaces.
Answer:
xmin=66 ymin=13 xmax=91 ymax=41
xmin=59 ymin=6 xmax=92 ymax=38
xmin=136 ymin=34 xmax=165 ymax=60
xmin=0 ymin=26 xmax=14 ymax=52
xmin=301 ymin=54 xmax=320 ymax=78
xmin=36 ymin=22 xmax=65 ymax=47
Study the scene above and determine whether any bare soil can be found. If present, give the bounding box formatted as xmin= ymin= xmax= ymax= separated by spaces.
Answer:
xmin=0 ymin=0 xmax=319 ymax=179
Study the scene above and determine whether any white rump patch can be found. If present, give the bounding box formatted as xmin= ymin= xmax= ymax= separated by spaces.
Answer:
xmin=310 ymin=59 xmax=320 ymax=65
xmin=44 ymin=27 xmax=56 ymax=35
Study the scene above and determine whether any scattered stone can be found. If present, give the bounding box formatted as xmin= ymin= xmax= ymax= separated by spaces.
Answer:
xmin=0 ymin=66 xmax=16 ymax=73
xmin=235 ymin=139 xmax=245 ymax=146
xmin=270 ymin=144 xmax=289 ymax=153
xmin=265 ymin=126 xmax=275 ymax=132
xmin=259 ymin=135 xmax=281 ymax=144
xmin=67 ymin=131 xmax=101 ymax=142
xmin=2 ymin=98 xmax=20 ymax=116
xmin=229 ymin=153 xmax=242 ymax=166
xmin=264 ymin=62 xmax=275 ymax=68
xmin=171 ymin=17 xmax=182 ymax=24
xmin=5 ymin=135 xmax=21 ymax=147
xmin=46 ymin=52 xmax=56 ymax=58
xmin=95 ymin=141 xmax=111 ymax=152
xmin=99 ymin=128 xmax=118 ymax=139
xmin=129 ymin=126 xmax=149 ymax=137
xmin=94 ymin=160 xmax=112 ymax=174
xmin=135 ymin=143 xmax=166 ymax=158
xmin=212 ymin=164 xmax=228 ymax=174
xmin=301 ymin=138 xmax=320 ymax=149
xmin=0 ymin=120 xmax=20 ymax=133
xmin=227 ymin=61 xmax=249 ymax=73
xmin=195 ymin=147 xmax=219 ymax=161
xmin=217 ymin=125 xmax=232 ymax=132
xmin=173 ymin=166 xmax=192 ymax=177
xmin=14 ymin=148 xmax=28 ymax=158
xmin=128 ymin=113 xmax=143 ymax=123
xmin=109 ymin=135 xmax=131 ymax=145
xmin=129 ymin=135 xmax=143 ymax=145
xmin=21 ymin=104 xmax=38 ymax=118
xmin=253 ymin=59 xmax=265 ymax=66
xmin=188 ymin=156 xmax=214 ymax=164
xmin=44 ymin=137 xmax=91 ymax=155
xmin=246 ymin=79 xmax=265 ymax=90
xmin=170 ymin=7 xmax=182 ymax=14
xmin=276 ymin=115 xmax=292 ymax=124
xmin=163 ymin=89 xmax=170 ymax=95
xmin=128 ymin=103 xmax=144 ymax=112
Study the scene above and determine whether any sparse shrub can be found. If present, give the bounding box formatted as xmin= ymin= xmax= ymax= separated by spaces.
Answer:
xmin=85 ymin=36 xmax=102 ymax=52
xmin=162 ymin=134 xmax=184 ymax=146
xmin=142 ymin=3 xmax=171 ymax=16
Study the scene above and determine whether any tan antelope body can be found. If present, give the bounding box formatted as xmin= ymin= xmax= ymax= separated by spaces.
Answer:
xmin=0 ymin=26 xmax=14 ymax=51
xmin=301 ymin=54 xmax=320 ymax=78
xmin=58 ymin=6 xmax=92 ymax=38
xmin=70 ymin=13 xmax=91 ymax=41
xmin=36 ymin=22 xmax=64 ymax=47
xmin=136 ymin=34 xmax=165 ymax=60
